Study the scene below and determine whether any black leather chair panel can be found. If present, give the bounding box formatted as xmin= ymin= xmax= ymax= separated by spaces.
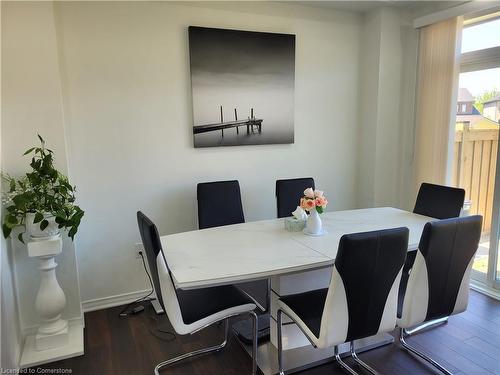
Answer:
xmin=336 ymin=227 xmax=409 ymax=341
xmin=178 ymin=285 xmax=253 ymax=324
xmin=413 ymin=183 xmax=465 ymax=219
xmin=137 ymin=211 xmax=254 ymax=324
xmin=419 ymin=215 xmax=482 ymax=321
xmin=279 ymin=288 xmax=328 ymax=338
xmin=276 ymin=178 xmax=315 ymax=218
xmin=197 ymin=180 xmax=245 ymax=229
xmin=137 ymin=211 xmax=169 ymax=311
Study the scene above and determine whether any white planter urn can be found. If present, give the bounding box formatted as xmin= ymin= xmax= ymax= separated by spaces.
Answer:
xmin=27 ymin=229 xmax=68 ymax=350
xmin=26 ymin=212 xmax=60 ymax=240
xmin=306 ymin=208 xmax=323 ymax=235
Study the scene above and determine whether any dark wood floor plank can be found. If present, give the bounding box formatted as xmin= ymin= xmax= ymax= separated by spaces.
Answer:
xmin=30 ymin=290 xmax=500 ymax=375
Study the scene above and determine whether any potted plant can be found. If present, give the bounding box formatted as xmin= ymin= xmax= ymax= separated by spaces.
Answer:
xmin=2 ymin=135 xmax=84 ymax=243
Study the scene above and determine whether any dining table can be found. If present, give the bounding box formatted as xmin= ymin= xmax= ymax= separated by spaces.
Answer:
xmin=160 ymin=207 xmax=434 ymax=374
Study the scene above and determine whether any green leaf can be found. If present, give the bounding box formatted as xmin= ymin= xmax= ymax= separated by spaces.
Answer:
xmin=2 ymin=223 xmax=12 ymax=239
xmin=38 ymin=134 xmax=45 ymax=144
xmin=9 ymin=179 xmax=15 ymax=192
xmin=23 ymin=147 xmax=36 ymax=156
xmin=68 ymin=226 xmax=77 ymax=240
xmin=18 ymin=232 xmax=24 ymax=244
xmin=33 ymin=212 xmax=44 ymax=224
xmin=5 ymin=214 xmax=18 ymax=227
xmin=316 ymin=206 xmax=324 ymax=214
xmin=40 ymin=219 xmax=49 ymax=231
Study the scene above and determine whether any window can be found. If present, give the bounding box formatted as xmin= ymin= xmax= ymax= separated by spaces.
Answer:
xmin=452 ymin=14 xmax=500 ymax=292
xmin=462 ymin=17 xmax=500 ymax=53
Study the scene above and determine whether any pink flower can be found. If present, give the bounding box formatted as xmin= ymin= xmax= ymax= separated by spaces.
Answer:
xmin=315 ymin=196 xmax=328 ymax=208
xmin=305 ymin=199 xmax=316 ymax=210
xmin=304 ymin=188 xmax=315 ymax=199
xmin=300 ymin=198 xmax=308 ymax=210
xmin=301 ymin=197 xmax=316 ymax=211
xmin=314 ymin=190 xmax=324 ymax=198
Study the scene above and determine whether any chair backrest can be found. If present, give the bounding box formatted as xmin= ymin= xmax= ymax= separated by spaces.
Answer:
xmin=413 ymin=182 xmax=465 ymax=219
xmin=137 ymin=212 xmax=186 ymax=333
xmin=197 ymin=180 xmax=245 ymax=229
xmin=318 ymin=227 xmax=408 ymax=347
xmin=399 ymin=215 xmax=482 ymax=328
xmin=276 ymin=177 xmax=315 ymax=218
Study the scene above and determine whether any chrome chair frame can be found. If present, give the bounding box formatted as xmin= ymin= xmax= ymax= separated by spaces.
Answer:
xmin=350 ymin=342 xmax=378 ymax=375
xmin=399 ymin=327 xmax=452 ymax=375
xmin=155 ymin=311 xmax=258 ymax=375
xmin=276 ymin=309 xmax=363 ymax=375
xmin=404 ymin=316 xmax=448 ymax=336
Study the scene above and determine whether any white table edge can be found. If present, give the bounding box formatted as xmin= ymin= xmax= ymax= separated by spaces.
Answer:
xmin=172 ymin=259 xmax=334 ymax=290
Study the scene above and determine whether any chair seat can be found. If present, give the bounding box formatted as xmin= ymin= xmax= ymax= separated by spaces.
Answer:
xmin=279 ymin=288 xmax=328 ymax=338
xmin=178 ymin=284 xmax=254 ymax=324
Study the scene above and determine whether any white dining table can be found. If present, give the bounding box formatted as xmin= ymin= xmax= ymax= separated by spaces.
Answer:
xmin=161 ymin=207 xmax=432 ymax=289
xmin=160 ymin=207 xmax=434 ymax=374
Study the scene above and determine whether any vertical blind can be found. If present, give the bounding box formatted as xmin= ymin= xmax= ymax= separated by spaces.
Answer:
xmin=413 ymin=17 xmax=463 ymax=195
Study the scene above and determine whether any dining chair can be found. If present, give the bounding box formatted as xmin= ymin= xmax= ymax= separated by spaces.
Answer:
xmin=275 ymin=177 xmax=315 ymax=218
xmin=413 ymin=182 xmax=465 ymax=219
xmin=197 ymin=180 xmax=245 ymax=229
xmin=397 ymin=215 xmax=482 ymax=375
xmin=276 ymin=227 xmax=409 ymax=375
xmin=197 ymin=179 xmax=269 ymax=337
xmin=137 ymin=211 xmax=258 ymax=375
xmin=399 ymin=182 xmax=466 ymax=334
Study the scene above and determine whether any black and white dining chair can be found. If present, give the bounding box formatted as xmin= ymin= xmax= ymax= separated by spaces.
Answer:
xmin=197 ymin=179 xmax=269 ymax=336
xmin=136 ymin=211 xmax=258 ymax=375
xmin=399 ymin=182 xmax=466 ymax=333
xmin=397 ymin=215 xmax=482 ymax=375
xmin=197 ymin=180 xmax=245 ymax=229
xmin=275 ymin=177 xmax=315 ymax=218
xmin=413 ymin=182 xmax=466 ymax=219
xmin=276 ymin=227 xmax=409 ymax=375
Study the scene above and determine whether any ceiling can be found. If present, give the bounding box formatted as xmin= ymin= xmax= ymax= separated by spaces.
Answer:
xmin=292 ymin=1 xmax=464 ymax=14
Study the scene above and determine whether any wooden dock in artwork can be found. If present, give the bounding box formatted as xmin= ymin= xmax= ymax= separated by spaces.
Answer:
xmin=193 ymin=106 xmax=263 ymax=137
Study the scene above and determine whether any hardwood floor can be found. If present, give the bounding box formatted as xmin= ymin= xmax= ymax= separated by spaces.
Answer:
xmin=35 ymin=290 xmax=500 ymax=375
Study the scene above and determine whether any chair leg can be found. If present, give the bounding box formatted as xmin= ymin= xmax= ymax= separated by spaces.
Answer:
xmin=277 ymin=309 xmax=285 ymax=375
xmin=249 ymin=311 xmax=259 ymax=375
xmin=334 ymin=345 xmax=359 ymax=375
xmin=405 ymin=317 xmax=448 ymax=336
xmin=154 ymin=318 xmax=230 ymax=375
xmin=399 ymin=327 xmax=452 ymax=375
xmin=350 ymin=341 xmax=378 ymax=374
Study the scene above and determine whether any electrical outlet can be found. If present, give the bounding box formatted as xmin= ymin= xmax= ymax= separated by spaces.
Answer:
xmin=134 ymin=243 xmax=144 ymax=259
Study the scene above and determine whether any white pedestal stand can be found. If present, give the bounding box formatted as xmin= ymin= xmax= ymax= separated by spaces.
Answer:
xmin=29 ymin=236 xmax=68 ymax=350
xmin=19 ymin=234 xmax=84 ymax=368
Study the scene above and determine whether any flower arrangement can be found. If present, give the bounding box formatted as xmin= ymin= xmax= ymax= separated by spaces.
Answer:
xmin=300 ymin=188 xmax=328 ymax=214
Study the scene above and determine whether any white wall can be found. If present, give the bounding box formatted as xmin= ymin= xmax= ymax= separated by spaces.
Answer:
xmin=1 ymin=1 xmax=82 ymax=339
xmin=0 ymin=238 xmax=21 ymax=369
xmin=4 ymin=1 xmax=362 ymax=306
xmin=1 ymin=0 xmax=430 ymax=317
xmin=357 ymin=7 xmax=420 ymax=210
xmin=0 ymin=2 xmax=22 ymax=370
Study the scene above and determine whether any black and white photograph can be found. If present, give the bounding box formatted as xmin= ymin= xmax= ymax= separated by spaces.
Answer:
xmin=189 ymin=26 xmax=295 ymax=148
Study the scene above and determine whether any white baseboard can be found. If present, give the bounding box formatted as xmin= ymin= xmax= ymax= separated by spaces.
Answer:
xmin=82 ymin=289 xmax=155 ymax=312
xmin=470 ymin=280 xmax=500 ymax=300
